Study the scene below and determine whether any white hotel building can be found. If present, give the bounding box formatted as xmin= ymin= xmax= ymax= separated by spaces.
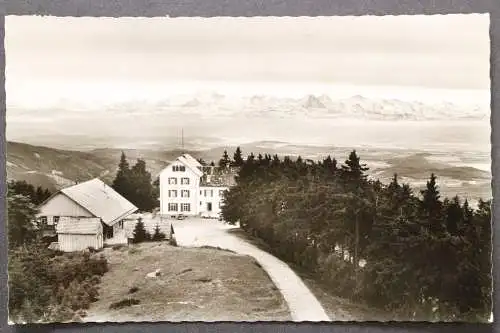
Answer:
xmin=158 ymin=154 xmax=237 ymax=218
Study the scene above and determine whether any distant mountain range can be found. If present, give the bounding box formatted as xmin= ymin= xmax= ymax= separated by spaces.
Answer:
xmin=159 ymin=93 xmax=489 ymax=121
xmin=7 ymin=93 xmax=489 ymax=155
xmin=6 ymin=141 xmax=491 ymax=204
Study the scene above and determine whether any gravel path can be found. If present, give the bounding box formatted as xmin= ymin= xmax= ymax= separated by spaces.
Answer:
xmin=171 ymin=218 xmax=330 ymax=322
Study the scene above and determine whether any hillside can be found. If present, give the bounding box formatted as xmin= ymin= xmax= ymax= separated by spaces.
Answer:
xmin=7 ymin=141 xmax=117 ymax=191
xmin=6 ymin=141 xmax=491 ymax=203
xmin=380 ymin=153 xmax=490 ymax=180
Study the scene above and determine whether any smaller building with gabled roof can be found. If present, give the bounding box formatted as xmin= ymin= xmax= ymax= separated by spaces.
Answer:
xmin=37 ymin=178 xmax=138 ymax=247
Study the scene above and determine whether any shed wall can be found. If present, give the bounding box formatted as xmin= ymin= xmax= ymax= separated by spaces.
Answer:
xmin=58 ymin=233 xmax=103 ymax=252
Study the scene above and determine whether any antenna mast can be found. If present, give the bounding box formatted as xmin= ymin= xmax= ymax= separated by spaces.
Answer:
xmin=181 ymin=128 xmax=184 ymax=153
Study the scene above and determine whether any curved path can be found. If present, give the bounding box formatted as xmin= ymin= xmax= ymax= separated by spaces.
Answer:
xmin=170 ymin=218 xmax=330 ymax=322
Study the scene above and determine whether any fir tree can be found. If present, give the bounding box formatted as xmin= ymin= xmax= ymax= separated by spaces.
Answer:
xmin=8 ymin=194 xmax=38 ymax=246
xmin=420 ymin=173 xmax=444 ymax=233
xmin=341 ymin=150 xmax=369 ymax=185
xmin=132 ymin=218 xmax=149 ymax=243
xmin=232 ymin=147 xmax=244 ymax=167
xmin=218 ymin=150 xmax=231 ymax=168
xmin=112 ymin=152 xmax=132 ymax=199
xmin=129 ymin=159 xmax=157 ymax=212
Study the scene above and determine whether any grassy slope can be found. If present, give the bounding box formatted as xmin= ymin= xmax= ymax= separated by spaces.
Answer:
xmin=85 ymin=242 xmax=290 ymax=322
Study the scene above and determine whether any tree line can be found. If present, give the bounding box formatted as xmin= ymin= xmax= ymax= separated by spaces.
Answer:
xmin=220 ymin=148 xmax=492 ymax=321
xmin=7 ymin=180 xmax=53 ymax=247
xmin=8 ymin=180 xmax=52 ymax=205
xmin=111 ymin=152 xmax=159 ymax=212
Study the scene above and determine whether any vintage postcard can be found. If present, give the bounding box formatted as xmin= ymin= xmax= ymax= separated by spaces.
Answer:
xmin=5 ymin=14 xmax=492 ymax=323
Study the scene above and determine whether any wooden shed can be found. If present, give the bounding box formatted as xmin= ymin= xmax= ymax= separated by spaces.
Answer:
xmin=56 ymin=217 xmax=103 ymax=252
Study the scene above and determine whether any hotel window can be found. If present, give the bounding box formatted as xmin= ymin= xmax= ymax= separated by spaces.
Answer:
xmin=168 ymin=203 xmax=178 ymax=212
xmin=168 ymin=190 xmax=177 ymax=197
xmin=181 ymin=203 xmax=191 ymax=212
xmin=168 ymin=177 xmax=177 ymax=185
xmin=219 ymin=190 xmax=225 ymax=196
xmin=204 ymin=189 xmax=213 ymax=197
xmin=200 ymin=201 xmax=202 ymax=205
xmin=181 ymin=190 xmax=190 ymax=198
xmin=172 ymin=165 xmax=186 ymax=172
xmin=181 ymin=177 xmax=190 ymax=185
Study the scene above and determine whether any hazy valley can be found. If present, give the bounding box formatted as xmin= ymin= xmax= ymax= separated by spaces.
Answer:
xmin=6 ymin=138 xmax=491 ymax=206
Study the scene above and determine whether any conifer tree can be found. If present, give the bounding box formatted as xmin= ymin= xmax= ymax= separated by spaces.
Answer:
xmin=445 ymin=196 xmax=462 ymax=235
xmin=341 ymin=150 xmax=369 ymax=185
xmin=218 ymin=150 xmax=231 ymax=168
xmin=232 ymin=147 xmax=244 ymax=167
xmin=132 ymin=218 xmax=149 ymax=243
xmin=112 ymin=152 xmax=132 ymax=198
xmin=420 ymin=173 xmax=444 ymax=233
xmin=129 ymin=159 xmax=157 ymax=212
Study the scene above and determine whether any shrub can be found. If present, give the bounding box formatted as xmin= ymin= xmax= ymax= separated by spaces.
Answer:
xmin=112 ymin=244 xmax=126 ymax=251
xmin=109 ymin=298 xmax=140 ymax=310
xmin=128 ymin=247 xmax=141 ymax=255
xmin=8 ymin=244 xmax=109 ymax=323
xmin=128 ymin=286 xmax=139 ymax=294
xmin=152 ymin=224 xmax=166 ymax=241
xmin=168 ymin=237 xmax=178 ymax=247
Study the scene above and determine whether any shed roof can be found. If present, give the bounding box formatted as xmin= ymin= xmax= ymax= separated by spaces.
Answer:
xmin=56 ymin=217 xmax=102 ymax=235
xmin=60 ymin=178 xmax=138 ymax=226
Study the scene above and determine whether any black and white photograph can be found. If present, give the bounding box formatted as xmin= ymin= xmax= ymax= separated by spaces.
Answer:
xmin=5 ymin=14 xmax=492 ymax=323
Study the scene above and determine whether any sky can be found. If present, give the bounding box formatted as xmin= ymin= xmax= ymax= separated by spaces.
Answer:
xmin=5 ymin=14 xmax=490 ymax=109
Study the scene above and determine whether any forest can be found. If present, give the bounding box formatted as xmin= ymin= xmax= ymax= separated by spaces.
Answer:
xmin=221 ymin=148 xmax=492 ymax=321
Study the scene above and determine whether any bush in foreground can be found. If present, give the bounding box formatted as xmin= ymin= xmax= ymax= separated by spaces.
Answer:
xmin=8 ymin=244 xmax=108 ymax=323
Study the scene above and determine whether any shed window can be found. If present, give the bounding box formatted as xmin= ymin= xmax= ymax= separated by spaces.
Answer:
xmin=53 ymin=216 xmax=60 ymax=225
